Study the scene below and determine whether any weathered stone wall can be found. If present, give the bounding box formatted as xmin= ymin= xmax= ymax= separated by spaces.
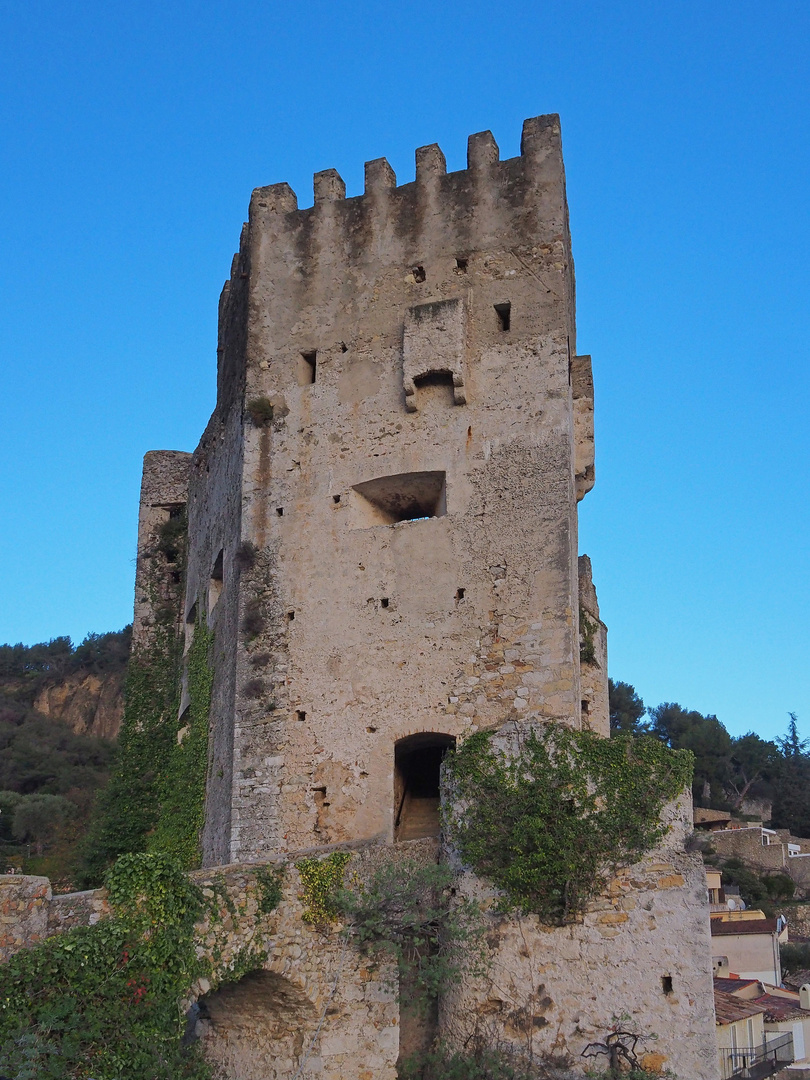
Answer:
xmin=132 ymin=449 xmax=192 ymax=652
xmin=186 ymin=115 xmax=597 ymax=863
xmin=577 ymin=554 xmax=608 ymax=737
xmin=115 ymin=115 xmax=721 ymax=1078
xmin=0 ymin=875 xmax=50 ymax=962
xmin=710 ymin=828 xmax=810 ymax=895
xmin=443 ymin=792 xmax=720 ymax=1080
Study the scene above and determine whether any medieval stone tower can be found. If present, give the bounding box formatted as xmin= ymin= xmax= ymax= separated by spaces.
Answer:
xmin=132 ymin=115 xmax=721 ymax=1078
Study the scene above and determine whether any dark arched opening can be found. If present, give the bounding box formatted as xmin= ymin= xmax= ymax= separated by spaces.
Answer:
xmin=193 ymin=969 xmax=319 ymax=1079
xmin=394 ymin=732 xmax=456 ymax=842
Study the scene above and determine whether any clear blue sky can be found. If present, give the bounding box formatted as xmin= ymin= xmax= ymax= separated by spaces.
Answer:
xmin=1 ymin=1 xmax=807 ymax=740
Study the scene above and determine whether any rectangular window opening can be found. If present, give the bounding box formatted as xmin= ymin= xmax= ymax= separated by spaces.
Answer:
xmin=662 ymin=976 xmax=673 ymax=995
xmin=494 ymin=302 xmax=511 ymax=332
xmin=298 ymin=350 xmax=317 ymax=386
xmin=352 ymin=470 xmax=447 ymax=527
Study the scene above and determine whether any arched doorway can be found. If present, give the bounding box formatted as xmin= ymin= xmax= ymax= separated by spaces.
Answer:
xmin=195 ymin=969 xmax=320 ymax=1079
xmin=394 ymin=732 xmax=456 ymax=842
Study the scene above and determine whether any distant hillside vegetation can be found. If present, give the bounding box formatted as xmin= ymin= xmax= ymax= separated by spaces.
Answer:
xmin=0 ymin=628 xmax=130 ymax=887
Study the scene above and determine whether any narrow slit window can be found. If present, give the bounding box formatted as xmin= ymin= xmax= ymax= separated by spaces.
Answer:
xmin=298 ymin=350 xmax=317 ymax=385
xmin=494 ymin=302 xmax=511 ymax=332
xmin=662 ymin=976 xmax=673 ymax=995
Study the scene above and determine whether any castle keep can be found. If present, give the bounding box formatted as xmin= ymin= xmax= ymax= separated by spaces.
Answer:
xmin=139 ymin=115 xmax=607 ymax=865
xmin=67 ymin=115 xmax=722 ymax=1076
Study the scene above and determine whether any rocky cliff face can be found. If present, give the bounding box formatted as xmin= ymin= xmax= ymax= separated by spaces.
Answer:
xmin=33 ymin=671 xmax=125 ymax=740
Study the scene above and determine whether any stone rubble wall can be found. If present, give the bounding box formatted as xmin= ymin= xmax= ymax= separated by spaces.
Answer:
xmin=443 ymin=793 xmax=720 ymax=1080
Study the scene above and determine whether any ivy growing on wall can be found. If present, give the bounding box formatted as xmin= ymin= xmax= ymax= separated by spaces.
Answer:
xmin=296 ymin=851 xmax=351 ymax=926
xmin=78 ymin=623 xmax=183 ymax=886
xmin=150 ymin=617 xmax=214 ymax=869
xmin=444 ymin=724 xmax=693 ymax=925
xmin=0 ymin=854 xmax=211 ymax=1080
xmin=0 ymin=852 xmax=285 ymax=1079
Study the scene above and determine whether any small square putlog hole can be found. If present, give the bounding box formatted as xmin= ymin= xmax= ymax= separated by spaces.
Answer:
xmin=296 ymin=710 xmax=307 ymax=722
xmin=297 ymin=350 xmax=317 ymax=385
xmin=494 ymin=302 xmax=511 ymax=331
xmin=412 ymin=265 xmax=426 ymax=283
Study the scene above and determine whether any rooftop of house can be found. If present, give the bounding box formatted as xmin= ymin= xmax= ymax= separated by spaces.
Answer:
xmin=752 ymin=992 xmax=807 ymax=1023
xmin=714 ymin=988 xmax=767 ymax=1025
xmin=714 ymin=977 xmax=759 ymax=995
xmin=710 ymin=916 xmax=780 ymax=936
xmin=695 ymin=808 xmax=733 ymax=825
xmin=784 ymin=970 xmax=810 ymax=991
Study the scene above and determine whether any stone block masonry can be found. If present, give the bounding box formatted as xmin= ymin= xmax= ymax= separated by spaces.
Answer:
xmin=5 ymin=115 xmax=719 ymax=1078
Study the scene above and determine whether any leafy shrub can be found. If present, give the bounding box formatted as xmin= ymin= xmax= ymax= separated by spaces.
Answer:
xmin=781 ymin=942 xmax=810 ymax=975
xmin=444 ymin=725 xmax=692 ymax=924
xmin=156 ymin=515 xmax=187 ymax=562
xmin=246 ymin=397 xmax=274 ymax=426
xmin=241 ymin=599 xmax=265 ymax=640
xmin=11 ymin=794 xmax=76 ymax=855
xmin=340 ymin=859 xmax=485 ymax=1005
xmin=234 ymin=540 xmax=258 ymax=572
xmin=243 ymin=677 xmax=265 ymax=699
xmin=0 ymin=853 xmax=210 ymax=1080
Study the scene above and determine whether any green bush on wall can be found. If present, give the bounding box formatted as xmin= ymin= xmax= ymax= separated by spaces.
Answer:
xmin=0 ymin=853 xmax=211 ymax=1080
xmin=444 ymin=724 xmax=693 ymax=925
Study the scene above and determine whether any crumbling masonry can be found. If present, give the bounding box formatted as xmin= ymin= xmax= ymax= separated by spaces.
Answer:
xmin=4 ymin=115 xmax=721 ymax=1078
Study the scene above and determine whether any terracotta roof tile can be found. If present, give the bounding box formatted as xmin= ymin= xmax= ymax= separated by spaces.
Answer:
xmin=752 ymin=993 xmax=807 ymax=1022
xmin=714 ymin=978 xmax=759 ymax=994
xmin=714 ymin=989 xmax=767 ymax=1025
xmin=711 ymin=918 xmax=779 ymax=936
xmin=783 ymin=970 xmax=810 ymax=991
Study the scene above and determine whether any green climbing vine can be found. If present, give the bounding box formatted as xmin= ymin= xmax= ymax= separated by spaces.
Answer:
xmin=0 ymin=852 xmax=286 ymax=1080
xmin=296 ymin=851 xmax=351 ymax=925
xmin=579 ymin=605 xmax=598 ymax=665
xmin=150 ymin=617 xmax=214 ymax=869
xmin=444 ymin=724 xmax=693 ymax=925
xmin=78 ymin=623 xmax=183 ymax=886
xmin=0 ymin=853 xmax=210 ymax=1080
xmin=255 ymin=864 xmax=285 ymax=914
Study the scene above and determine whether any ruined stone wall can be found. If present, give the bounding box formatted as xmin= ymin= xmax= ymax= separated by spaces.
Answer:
xmin=186 ymin=248 xmax=249 ymax=865
xmin=443 ymin=791 xmax=720 ymax=1080
xmin=202 ymin=115 xmax=598 ymax=862
xmin=132 ymin=449 xmax=192 ymax=652
xmin=710 ymin=828 xmax=810 ymax=897
xmin=577 ymin=554 xmax=608 ymax=736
